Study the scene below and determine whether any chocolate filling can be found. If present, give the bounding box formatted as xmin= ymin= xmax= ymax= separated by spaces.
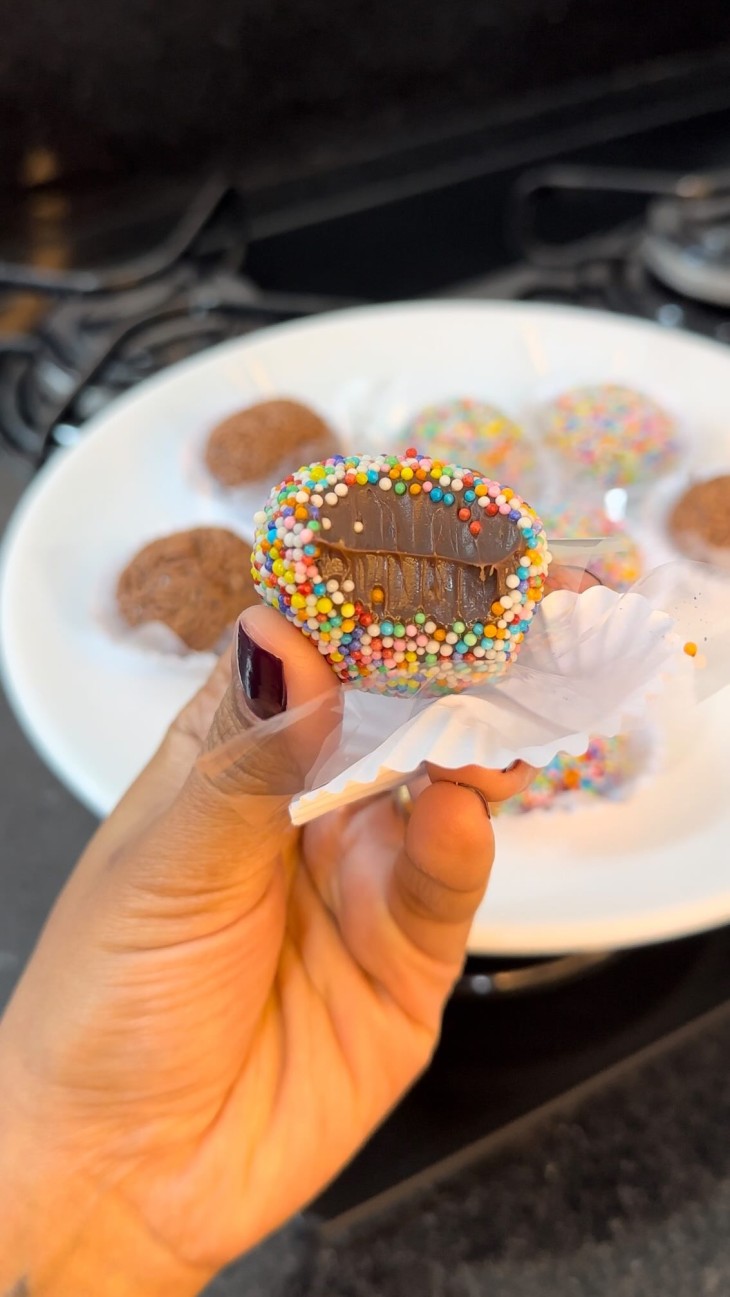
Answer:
xmin=317 ymin=484 xmax=523 ymax=622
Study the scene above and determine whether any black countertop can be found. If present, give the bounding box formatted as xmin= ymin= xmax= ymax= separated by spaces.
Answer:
xmin=210 ymin=1003 xmax=730 ymax=1296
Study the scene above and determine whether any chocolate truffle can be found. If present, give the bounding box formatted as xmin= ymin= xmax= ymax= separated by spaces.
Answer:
xmin=668 ymin=474 xmax=730 ymax=569
xmin=498 ymin=735 xmax=637 ymax=814
xmin=117 ymin=527 xmax=254 ymax=651
xmin=543 ymin=384 xmax=679 ymax=488
xmin=205 ymin=398 xmax=337 ymax=487
xmin=542 ymin=503 xmax=643 ymax=590
xmin=400 ymin=398 xmax=535 ymax=482
xmin=252 ymin=451 xmax=550 ymax=694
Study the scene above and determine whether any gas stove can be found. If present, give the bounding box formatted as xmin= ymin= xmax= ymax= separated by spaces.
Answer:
xmin=6 ymin=156 xmax=730 ymax=465
xmin=1 ymin=65 xmax=730 ymax=1227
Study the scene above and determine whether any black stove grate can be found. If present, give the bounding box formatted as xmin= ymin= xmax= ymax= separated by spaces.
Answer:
xmin=0 ymin=180 xmax=350 ymax=463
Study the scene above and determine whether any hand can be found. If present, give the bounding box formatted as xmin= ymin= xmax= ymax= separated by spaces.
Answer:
xmin=0 ymin=605 xmax=533 ymax=1297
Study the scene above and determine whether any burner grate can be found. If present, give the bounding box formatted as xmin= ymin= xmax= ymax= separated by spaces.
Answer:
xmin=0 ymin=181 xmax=350 ymax=464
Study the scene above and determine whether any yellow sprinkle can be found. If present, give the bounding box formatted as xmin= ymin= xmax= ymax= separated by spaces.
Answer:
xmin=316 ymin=597 xmax=333 ymax=614
xmin=341 ymin=602 xmax=356 ymax=617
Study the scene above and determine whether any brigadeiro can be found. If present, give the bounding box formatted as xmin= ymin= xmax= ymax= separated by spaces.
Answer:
xmin=205 ymin=398 xmax=338 ymax=487
xmin=251 ymin=449 xmax=551 ymax=695
xmin=399 ymin=397 xmax=535 ymax=483
xmin=668 ymin=474 xmax=730 ymax=570
xmin=542 ymin=383 xmax=679 ymax=488
xmin=117 ymin=527 xmax=256 ymax=651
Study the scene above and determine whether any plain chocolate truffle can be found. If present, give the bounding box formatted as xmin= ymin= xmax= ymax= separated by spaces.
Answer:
xmin=205 ymin=398 xmax=336 ymax=486
xmin=117 ymin=527 xmax=255 ymax=651
xmin=668 ymin=475 xmax=730 ymax=568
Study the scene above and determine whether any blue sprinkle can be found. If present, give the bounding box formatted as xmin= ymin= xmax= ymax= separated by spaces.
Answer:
xmin=481 ymin=638 xmax=494 ymax=650
xmin=380 ymin=620 xmax=394 ymax=636
xmin=314 ymin=581 xmax=327 ymax=594
xmin=367 ymin=469 xmax=379 ymax=483
xmin=430 ymin=487 xmax=443 ymax=502
xmin=464 ymin=489 xmax=476 ymax=502
xmin=443 ymin=492 xmax=455 ymax=506
xmin=455 ymin=640 xmax=468 ymax=654
xmin=304 ymin=544 xmax=318 ymax=556
xmin=519 ymin=620 xmax=530 ymax=632
xmin=509 ymin=509 xmax=521 ymax=521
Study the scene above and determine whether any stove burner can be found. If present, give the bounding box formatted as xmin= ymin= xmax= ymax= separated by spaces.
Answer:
xmin=0 ymin=180 xmax=350 ymax=462
xmin=642 ymin=178 xmax=730 ymax=306
xmin=494 ymin=163 xmax=730 ymax=332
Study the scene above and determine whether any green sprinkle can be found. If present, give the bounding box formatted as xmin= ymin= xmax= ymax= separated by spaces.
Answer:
xmin=394 ymin=481 xmax=407 ymax=494
xmin=414 ymin=612 xmax=426 ymax=624
xmin=452 ymin=620 xmax=466 ymax=634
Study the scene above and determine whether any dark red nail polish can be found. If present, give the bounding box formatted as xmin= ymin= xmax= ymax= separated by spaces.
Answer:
xmin=236 ymin=623 xmax=287 ymax=720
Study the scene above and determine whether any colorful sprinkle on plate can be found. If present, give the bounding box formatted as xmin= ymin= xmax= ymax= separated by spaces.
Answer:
xmin=543 ymin=383 xmax=678 ymax=488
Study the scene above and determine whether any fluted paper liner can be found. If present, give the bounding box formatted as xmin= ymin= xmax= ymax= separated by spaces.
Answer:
xmin=290 ymin=565 xmax=730 ymax=824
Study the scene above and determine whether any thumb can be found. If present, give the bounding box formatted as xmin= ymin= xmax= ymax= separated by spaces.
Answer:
xmin=127 ymin=605 xmax=342 ymax=913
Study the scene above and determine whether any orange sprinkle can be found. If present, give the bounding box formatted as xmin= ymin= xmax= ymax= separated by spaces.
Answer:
xmin=563 ymin=769 xmax=581 ymax=789
xmin=491 ymin=601 xmax=504 ymax=616
xmin=294 ymin=506 xmax=308 ymax=520
xmin=372 ymin=586 xmax=385 ymax=604
xmin=433 ymin=628 xmax=447 ymax=642
xmin=409 ymin=482 xmax=422 ymax=495
xmin=683 ymin=641 xmax=698 ymax=657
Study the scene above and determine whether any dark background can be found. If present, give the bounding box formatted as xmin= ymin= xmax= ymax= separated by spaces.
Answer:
xmin=2 ymin=0 xmax=730 ymax=186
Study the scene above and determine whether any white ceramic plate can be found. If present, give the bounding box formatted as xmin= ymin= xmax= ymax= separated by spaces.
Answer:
xmin=2 ymin=301 xmax=729 ymax=954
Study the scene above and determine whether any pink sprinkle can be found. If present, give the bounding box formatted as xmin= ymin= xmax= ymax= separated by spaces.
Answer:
xmin=405 ymin=623 xmax=417 ymax=636
xmin=284 ymin=516 xmax=296 ymax=529
xmin=499 ymin=502 xmax=511 ymax=514
xmin=299 ymin=529 xmax=314 ymax=544
xmin=393 ymin=638 xmax=406 ymax=650
xmin=416 ymin=634 xmax=429 ymax=647
xmin=487 ymin=483 xmax=501 ymax=497
xmin=423 ymin=480 xmax=433 ymax=492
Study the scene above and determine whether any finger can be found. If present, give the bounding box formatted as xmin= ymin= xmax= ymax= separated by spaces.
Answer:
xmin=131 ymin=605 xmax=342 ymax=905
xmin=425 ymin=759 xmax=535 ymax=804
xmin=388 ymin=779 xmax=495 ymax=964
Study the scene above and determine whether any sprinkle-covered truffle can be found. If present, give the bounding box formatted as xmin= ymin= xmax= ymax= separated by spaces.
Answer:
xmin=400 ymin=398 xmax=535 ymax=482
xmin=668 ymin=474 xmax=730 ymax=570
xmin=252 ymin=451 xmax=550 ymax=694
xmin=542 ymin=503 xmax=643 ymax=590
xmin=543 ymin=384 xmax=678 ymax=488
xmin=500 ymin=736 xmax=636 ymax=814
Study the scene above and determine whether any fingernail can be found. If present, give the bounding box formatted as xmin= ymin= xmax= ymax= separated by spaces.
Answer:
xmin=236 ymin=623 xmax=287 ymax=720
xmin=502 ymin=760 xmax=520 ymax=773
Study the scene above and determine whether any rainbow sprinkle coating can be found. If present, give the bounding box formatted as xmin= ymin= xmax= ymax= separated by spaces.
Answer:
xmin=251 ymin=451 xmax=550 ymax=694
xmin=542 ymin=504 xmax=643 ymax=591
xmin=500 ymin=736 xmax=636 ymax=814
xmin=543 ymin=384 xmax=678 ymax=488
xmin=400 ymin=398 xmax=535 ymax=482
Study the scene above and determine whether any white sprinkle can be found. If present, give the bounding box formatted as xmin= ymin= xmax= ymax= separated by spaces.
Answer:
xmin=500 ymin=595 xmax=513 ymax=609
xmin=506 ymin=574 xmax=520 ymax=589
xmin=353 ymin=520 xmax=364 ymax=532
xmin=332 ymin=591 xmax=345 ymax=604
xmin=425 ymin=620 xmax=437 ymax=634
xmin=326 ymin=579 xmax=339 ymax=592
xmin=518 ymin=517 xmax=531 ymax=529
xmin=451 ymin=478 xmax=463 ymax=492
xmin=325 ymin=492 xmax=338 ymax=505
xmin=426 ymin=639 xmax=440 ymax=653
xmin=439 ymin=644 xmax=453 ymax=657
xmin=478 ymin=496 xmax=489 ymax=508
xmin=342 ymin=579 xmax=355 ymax=592
xmin=369 ymin=624 xmax=381 ymax=637
xmin=473 ymin=646 xmax=486 ymax=657
xmin=310 ymin=494 xmax=324 ymax=507
xmin=545 ymin=550 xmax=553 ymax=563
xmin=334 ymin=483 xmax=348 ymax=497
xmin=439 ymin=474 xmax=451 ymax=488
xmin=495 ymin=494 xmax=506 ymax=506
xmin=321 ymin=517 xmax=332 ymax=529
xmin=253 ymin=510 xmax=267 ymax=525
xmin=445 ymin=631 xmax=458 ymax=645
xmin=295 ymin=491 xmax=309 ymax=504
xmin=379 ymin=477 xmax=393 ymax=491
